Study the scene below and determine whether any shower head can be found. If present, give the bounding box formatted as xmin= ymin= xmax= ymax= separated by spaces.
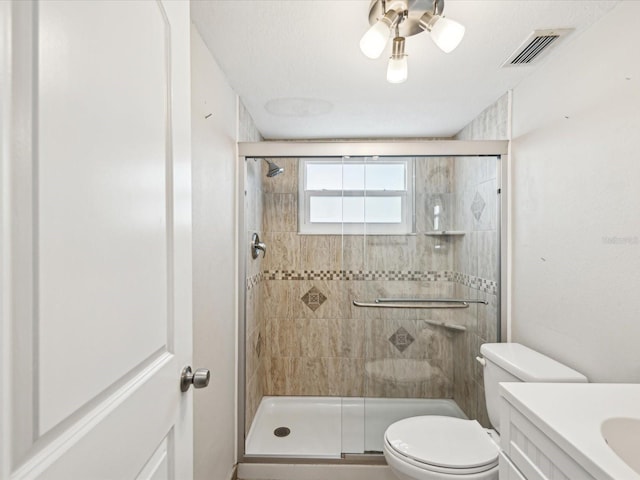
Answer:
xmin=264 ymin=159 xmax=284 ymax=177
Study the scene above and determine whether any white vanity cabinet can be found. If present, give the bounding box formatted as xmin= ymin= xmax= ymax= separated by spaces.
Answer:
xmin=499 ymin=452 xmax=527 ymax=480
xmin=499 ymin=396 xmax=597 ymax=480
xmin=498 ymin=383 xmax=640 ymax=480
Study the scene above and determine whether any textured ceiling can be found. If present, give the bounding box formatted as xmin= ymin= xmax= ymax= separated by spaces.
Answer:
xmin=191 ymin=1 xmax=618 ymax=140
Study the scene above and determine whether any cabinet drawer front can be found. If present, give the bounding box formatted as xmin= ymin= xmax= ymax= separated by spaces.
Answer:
xmin=499 ymin=452 xmax=527 ymax=480
xmin=502 ymin=404 xmax=597 ymax=480
xmin=509 ymin=440 xmax=566 ymax=480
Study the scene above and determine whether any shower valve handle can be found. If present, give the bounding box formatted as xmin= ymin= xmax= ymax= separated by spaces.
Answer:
xmin=255 ymin=242 xmax=267 ymax=257
xmin=251 ymin=233 xmax=267 ymax=259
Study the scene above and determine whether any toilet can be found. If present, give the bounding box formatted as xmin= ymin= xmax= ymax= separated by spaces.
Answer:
xmin=383 ymin=343 xmax=588 ymax=480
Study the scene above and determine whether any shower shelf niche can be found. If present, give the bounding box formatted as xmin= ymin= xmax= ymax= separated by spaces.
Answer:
xmin=424 ymin=230 xmax=465 ymax=236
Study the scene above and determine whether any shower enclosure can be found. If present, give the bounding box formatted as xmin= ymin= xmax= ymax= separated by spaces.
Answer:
xmin=238 ymin=141 xmax=506 ymax=463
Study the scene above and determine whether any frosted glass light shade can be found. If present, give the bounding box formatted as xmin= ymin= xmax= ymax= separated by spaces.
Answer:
xmin=360 ymin=21 xmax=391 ymax=59
xmin=430 ymin=16 xmax=465 ymax=53
xmin=387 ymin=56 xmax=408 ymax=84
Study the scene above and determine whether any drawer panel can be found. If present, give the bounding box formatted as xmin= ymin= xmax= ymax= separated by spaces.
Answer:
xmin=499 ymin=452 xmax=527 ymax=480
xmin=502 ymin=403 xmax=597 ymax=480
xmin=509 ymin=440 xmax=566 ymax=480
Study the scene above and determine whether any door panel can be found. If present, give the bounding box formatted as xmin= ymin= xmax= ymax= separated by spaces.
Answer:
xmin=1 ymin=1 xmax=193 ymax=478
xmin=38 ymin=0 xmax=170 ymax=435
xmin=20 ymin=355 xmax=177 ymax=478
xmin=136 ymin=433 xmax=172 ymax=480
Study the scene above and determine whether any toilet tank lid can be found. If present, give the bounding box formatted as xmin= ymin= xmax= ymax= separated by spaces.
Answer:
xmin=480 ymin=343 xmax=588 ymax=383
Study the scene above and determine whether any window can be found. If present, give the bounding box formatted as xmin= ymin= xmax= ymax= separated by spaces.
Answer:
xmin=299 ymin=158 xmax=414 ymax=234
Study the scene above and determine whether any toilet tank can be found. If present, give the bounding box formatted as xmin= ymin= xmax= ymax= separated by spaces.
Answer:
xmin=480 ymin=343 xmax=587 ymax=432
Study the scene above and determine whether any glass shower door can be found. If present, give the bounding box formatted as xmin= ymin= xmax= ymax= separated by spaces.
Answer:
xmin=243 ymin=153 xmax=501 ymax=460
xmin=313 ymin=155 xmax=415 ymax=455
xmin=360 ymin=155 xmax=501 ymax=452
xmin=449 ymin=154 xmax=501 ymax=426
xmin=358 ymin=156 xmax=456 ymax=453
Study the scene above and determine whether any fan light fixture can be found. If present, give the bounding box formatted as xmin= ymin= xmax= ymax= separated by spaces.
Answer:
xmin=360 ymin=0 xmax=465 ymax=84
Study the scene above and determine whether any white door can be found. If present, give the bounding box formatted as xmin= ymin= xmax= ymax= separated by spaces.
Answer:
xmin=0 ymin=1 xmax=194 ymax=479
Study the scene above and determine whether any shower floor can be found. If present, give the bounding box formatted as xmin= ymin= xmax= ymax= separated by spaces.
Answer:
xmin=245 ymin=396 xmax=467 ymax=458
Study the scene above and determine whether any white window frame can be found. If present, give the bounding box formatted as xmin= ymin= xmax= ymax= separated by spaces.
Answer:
xmin=298 ymin=157 xmax=414 ymax=235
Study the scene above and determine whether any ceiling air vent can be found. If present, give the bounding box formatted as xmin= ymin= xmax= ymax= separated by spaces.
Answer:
xmin=502 ymin=29 xmax=573 ymax=67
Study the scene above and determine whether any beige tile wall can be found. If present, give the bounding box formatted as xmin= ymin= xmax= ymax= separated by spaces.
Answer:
xmin=246 ymin=149 xmax=502 ymax=425
xmin=451 ymin=93 xmax=507 ymax=426
xmin=258 ymin=157 xmax=466 ymax=400
xmin=241 ymin=101 xmax=266 ymax=434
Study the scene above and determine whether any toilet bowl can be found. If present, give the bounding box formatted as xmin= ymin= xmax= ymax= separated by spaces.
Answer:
xmin=383 ymin=416 xmax=498 ymax=480
xmin=383 ymin=343 xmax=588 ymax=480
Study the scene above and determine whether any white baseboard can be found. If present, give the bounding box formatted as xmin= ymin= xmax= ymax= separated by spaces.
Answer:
xmin=237 ymin=463 xmax=396 ymax=480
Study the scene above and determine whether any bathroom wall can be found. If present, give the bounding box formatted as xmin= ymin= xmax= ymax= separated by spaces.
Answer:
xmin=510 ymin=1 xmax=640 ymax=382
xmin=243 ymin=106 xmax=266 ymax=432
xmin=456 ymin=96 xmax=509 ymax=143
xmin=192 ymin=26 xmax=246 ymax=480
xmin=451 ymin=94 xmax=508 ymax=425
xmin=258 ymin=157 xmax=458 ymax=399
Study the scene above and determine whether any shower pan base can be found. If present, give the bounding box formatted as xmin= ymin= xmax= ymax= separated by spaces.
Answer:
xmin=245 ymin=396 xmax=466 ymax=458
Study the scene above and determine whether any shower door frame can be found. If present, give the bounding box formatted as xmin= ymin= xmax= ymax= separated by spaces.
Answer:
xmin=236 ymin=140 xmax=509 ymax=465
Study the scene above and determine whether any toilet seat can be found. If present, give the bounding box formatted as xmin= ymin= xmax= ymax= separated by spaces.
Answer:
xmin=384 ymin=416 xmax=499 ymax=475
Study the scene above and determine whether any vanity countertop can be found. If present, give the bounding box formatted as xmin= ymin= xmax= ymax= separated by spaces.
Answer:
xmin=499 ymin=383 xmax=640 ymax=480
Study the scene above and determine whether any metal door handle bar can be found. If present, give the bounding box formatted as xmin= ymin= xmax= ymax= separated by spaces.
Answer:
xmin=376 ymin=298 xmax=489 ymax=304
xmin=353 ymin=297 xmax=488 ymax=309
xmin=353 ymin=300 xmax=469 ymax=309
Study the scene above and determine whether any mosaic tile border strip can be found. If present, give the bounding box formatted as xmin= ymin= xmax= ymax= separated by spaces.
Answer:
xmin=260 ymin=269 xmax=498 ymax=295
xmin=475 ymin=277 xmax=498 ymax=295
xmin=263 ymin=270 xmax=453 ymax=282
xmin=246 ymin=272 xmax=264 ymax=291
xmin=453 ymin=272 xmax=498 ymax=295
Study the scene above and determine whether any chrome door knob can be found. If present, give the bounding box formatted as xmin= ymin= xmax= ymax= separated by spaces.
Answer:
xmin=180 ymin=366 xmax=210 ymax=392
